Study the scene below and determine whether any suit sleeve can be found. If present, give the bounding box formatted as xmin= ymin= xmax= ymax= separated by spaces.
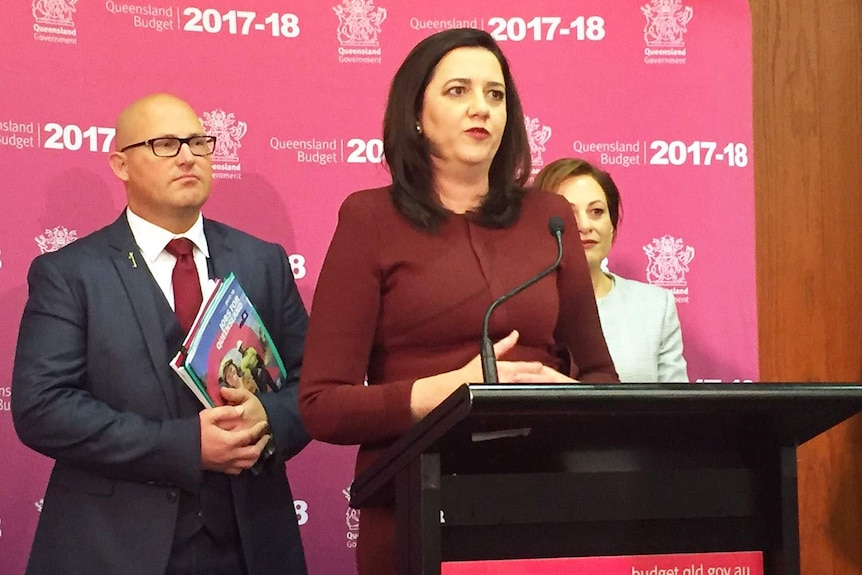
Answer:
xmin=11 ymin=255 xmax=201 ymax=492
xmin=255 ymin=245 xmax=311 ymax=462
xmin=656 ymin=290 xmax=689 ymax=383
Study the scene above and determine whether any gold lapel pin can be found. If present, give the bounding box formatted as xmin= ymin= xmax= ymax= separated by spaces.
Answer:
xmin=128 ymin=252 xmax=137 ymax=268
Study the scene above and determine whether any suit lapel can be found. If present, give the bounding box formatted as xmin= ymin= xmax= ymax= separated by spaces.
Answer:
xmin=203 ymin=219 xmax=242 ymax=281
xmin=106 ymin=213 xmax=182 ymax=417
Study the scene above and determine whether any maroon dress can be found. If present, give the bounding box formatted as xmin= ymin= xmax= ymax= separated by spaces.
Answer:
xmin=299 ymin=187 xmax=618 ymax=575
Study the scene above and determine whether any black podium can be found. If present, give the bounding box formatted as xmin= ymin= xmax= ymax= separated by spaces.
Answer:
xmin=349 ymin=383 xmax=862 ymax=575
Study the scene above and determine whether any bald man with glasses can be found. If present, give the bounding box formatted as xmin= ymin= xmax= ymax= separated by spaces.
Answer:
xmin=12 ymin=94 xmax=310 ymax=575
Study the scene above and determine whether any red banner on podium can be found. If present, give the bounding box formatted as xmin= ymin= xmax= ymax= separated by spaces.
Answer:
xmin=442 ymin=551 xmax=762 ymax=575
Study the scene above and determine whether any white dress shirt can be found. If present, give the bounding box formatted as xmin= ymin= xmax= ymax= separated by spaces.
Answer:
xmin=125 ymin=207 xmax=217 ymax=311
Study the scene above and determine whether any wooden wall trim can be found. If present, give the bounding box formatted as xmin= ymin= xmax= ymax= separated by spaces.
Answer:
xmin=750 ymin=0 xmax=862 ymax=573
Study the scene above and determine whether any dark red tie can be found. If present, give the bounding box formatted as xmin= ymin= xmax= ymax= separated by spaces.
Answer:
xmin=165 ymin=238 xmax=203 ymax=334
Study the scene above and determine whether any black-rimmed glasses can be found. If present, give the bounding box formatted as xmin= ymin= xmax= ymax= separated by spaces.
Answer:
xmin=120 ymin=135 xmax=217 ymax=157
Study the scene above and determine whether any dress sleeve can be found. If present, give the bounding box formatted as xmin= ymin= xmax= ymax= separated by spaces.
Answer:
xmin=656 ymin=290 xmax=689 ymax=383
xmin=552 ymin=207 xmax=619 ymax=383
xmin=298 ymin=194 xmax=415 ymax=445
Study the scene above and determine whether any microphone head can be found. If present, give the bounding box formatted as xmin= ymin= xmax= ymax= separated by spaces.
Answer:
xmin=548 ymin=216 xmax=565 ymax=237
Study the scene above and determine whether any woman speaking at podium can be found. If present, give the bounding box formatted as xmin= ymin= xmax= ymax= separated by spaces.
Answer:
xmin=299 ymin=28 xmax=619 ymax=575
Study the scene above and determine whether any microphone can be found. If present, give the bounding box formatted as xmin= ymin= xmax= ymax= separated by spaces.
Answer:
xmin=480 ymin=216 xmax=566 ymax=384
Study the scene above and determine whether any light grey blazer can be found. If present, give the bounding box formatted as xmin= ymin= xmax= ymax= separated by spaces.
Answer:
xmin=596 ymin=273 xmax=688 ymax=383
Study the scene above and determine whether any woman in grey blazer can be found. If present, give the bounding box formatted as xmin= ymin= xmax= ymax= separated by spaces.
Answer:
xmin=533 ymin=158 xmax=688 ymax=383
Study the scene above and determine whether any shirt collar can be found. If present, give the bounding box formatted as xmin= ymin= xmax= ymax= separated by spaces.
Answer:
xmin=126 ymin=207 xmax=210 ymax=262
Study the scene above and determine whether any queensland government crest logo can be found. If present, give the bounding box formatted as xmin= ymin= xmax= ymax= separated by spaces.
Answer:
xmin=32 ymin=0 xmax=77 ymax=27
xmin=641 ymin=0 xmax=693 ymax=47
xmin=342 ymin=488 xmax=360 ymax=548
xmin=333 ymin=0 xmax=387 ymax=46
xmin=524 ymin=116 xmax=551 ymax=175
xmin=200 ymin=110 xmax=247 ymax=164
xmin=36 ymin=226 xmax=77 ymax=254
xmin=643 ymin=234 xmax=694 ymax=287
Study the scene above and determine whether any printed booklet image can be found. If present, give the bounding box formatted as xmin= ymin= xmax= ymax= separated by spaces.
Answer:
xmin=171 ymin=273 xmax=287 ymax=407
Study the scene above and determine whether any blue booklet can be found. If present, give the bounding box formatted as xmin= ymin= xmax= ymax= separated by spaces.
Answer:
xmin=171 ymin=273 xmax=287 ymax=408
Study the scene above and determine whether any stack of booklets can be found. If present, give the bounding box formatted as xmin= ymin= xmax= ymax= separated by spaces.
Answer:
xmin=171 ymin=273 xmax=287 ymax=408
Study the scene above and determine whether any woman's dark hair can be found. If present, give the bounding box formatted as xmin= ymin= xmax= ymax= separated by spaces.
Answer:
xmin=383 ymin=28 xmax=531 ymax=231
xmin=532 ymin=157 xmax=623 ymax=232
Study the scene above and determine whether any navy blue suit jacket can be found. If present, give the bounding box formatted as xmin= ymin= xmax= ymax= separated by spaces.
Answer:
xmin=12 ymin=212 xmax=310 ymax=575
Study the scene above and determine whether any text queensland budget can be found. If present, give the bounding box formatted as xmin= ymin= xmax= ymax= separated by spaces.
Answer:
xmin=105 ymin=1 xmax=173 ymax=16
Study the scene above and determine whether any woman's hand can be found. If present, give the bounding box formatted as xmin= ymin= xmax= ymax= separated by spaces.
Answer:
xmin=409 ymin=330 xmax=518 ymax=421
xmin=504 ymin=365 xmax=578 ymax=384
xmin=408 ymin=330 xmax=576 ymax=422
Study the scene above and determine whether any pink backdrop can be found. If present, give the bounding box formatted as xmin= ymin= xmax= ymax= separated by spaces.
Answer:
xmin=0 ymin=1 xmax=755 ymax=574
